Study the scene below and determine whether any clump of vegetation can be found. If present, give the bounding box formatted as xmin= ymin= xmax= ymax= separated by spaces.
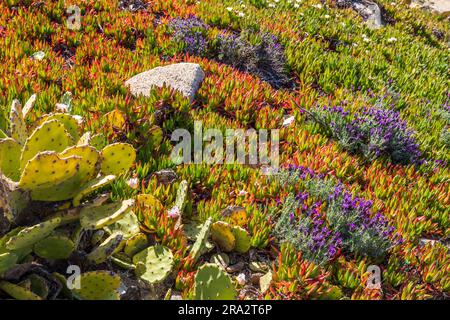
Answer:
xmin=305 ymin=105 xmax=422 ymax=165
xmin=169 ymin=16 xmax=290 ymax=88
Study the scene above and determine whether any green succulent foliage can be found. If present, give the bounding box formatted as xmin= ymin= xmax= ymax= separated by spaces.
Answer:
xmin=87 ymin=232 xmax=124 ymax=264
xmin=0 ymin=280 xmax=42 ymax=300
xmin=132 ymin=245 xmax=174 ymax=284
xmin=231 ymin=226 xmax=251 ymax=254
xmin=190 ymin=217 xmax=212 ymax=262
xmin=80 ymin=199 xmax=135 ymax=230
xmin=6 ymin=217 xmax=62 ymax=250
xmin=194 ymin=263 xmax=236 ymax=300
xmin=33 ymin=234 xmax=75 ymax=260
xmin=72 ymin=271 xmax=121 ymax=300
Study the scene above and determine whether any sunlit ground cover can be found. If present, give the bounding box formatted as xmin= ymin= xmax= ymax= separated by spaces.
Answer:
xmin=0 ymin=0 xmax=448 ymax=300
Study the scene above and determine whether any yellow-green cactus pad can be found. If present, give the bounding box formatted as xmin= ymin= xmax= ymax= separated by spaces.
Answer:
xmin=72 ymin=175 xmax=116 ymax=207
xmin=19 ymin=152 xmax=80 ymax=190
xmin=0 ymin=129 xmax=7 ymax=139
xmin=100 ymin=143 xmax=136 ymax=175
xmin=26 ymin=274 xmax=49 ymax=299
xmin=221 ymin=206 xmax=248 ymax=227
xmin=124 ymin=233 xmax=148 ymax=257
xmin=20 ymin=120 xmax=73 ymax=171
xmin=33 ymin=234 xmax=75 ymax=260
xmin=0 ymin=280 xmax=42 ymax=300
xmin=60 ymin=145 xmax=99 ymax=181
xmin=9 ymin=100 xmax=27 ymax=145
xmin=38 ymin=113 xmax=79 ymax=141
xmin=211 ymin=221 xmax=236 ymax=252
xmin=0 ymin=138 xmax=21 ymax=181
xmin=87 ymin=233 xmax=124 ymax=264
xmin=80 ymin=199 xmax=135 ymax=230
xmin=104 ymin=210 xmax=140 ymax=239
xmin=231 ymin=226 xmax=251 ymax=253
xmin=133 ymin=245 xmax=174 ymax=284
xmin=5 ymin=217 xmax=62 ymax=250
xmin=22 ymin=94 xmax=37 ymax=119
xmin=72 ymin=271 xmax=121 ymax=300
xmin=31 ymin=146 xmax=101 ymax=202
xmin=194 ymin=263 xmax=236 ymax=300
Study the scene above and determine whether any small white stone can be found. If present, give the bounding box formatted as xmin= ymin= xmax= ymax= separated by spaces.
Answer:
xmin=236 ymin=273 xmax=246 ymax=286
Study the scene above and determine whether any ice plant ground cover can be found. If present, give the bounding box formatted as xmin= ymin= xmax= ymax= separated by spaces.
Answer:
xmin=0 ymin=0 xmax=449 ymax=300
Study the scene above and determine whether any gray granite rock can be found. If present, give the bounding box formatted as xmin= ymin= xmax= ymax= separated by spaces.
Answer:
xmin=125 ymin=63 xmax=205 ymax=103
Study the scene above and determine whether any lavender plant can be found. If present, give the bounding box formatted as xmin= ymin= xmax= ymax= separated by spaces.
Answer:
xmin=273 ymin=193 xmax=342 ymax=265
xmin=273 ymin=166 xmax=401 ymax=262
xmin=214 ymin=30 xmax=290 ymax=88
xmin=169 ymin=16 xmax=210 ymax=56
xmin=307 ymin=105 xmax=422 ymax=165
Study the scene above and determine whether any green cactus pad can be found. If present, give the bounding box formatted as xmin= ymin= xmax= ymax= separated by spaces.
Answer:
xmin=132 ymin=245 xmax=174 ymax=284
xmin=5 ymin=217 xmax=62 ymax=250
xmin=231 ymin=226 xmax=251 ymax=253
xmin=9 ymin=100 xmax=27 ymax=145
xmin=20 ymin=119 xmax=73 ymax=171
xmin=19 ymin=152 xmax=80 ymax=191
xmin=0 ymin=129 xmax=7 ymax=138
xmin=174 ymin=180 xmax=189 ymax=213
xmin=0 ymin=280 xmax=42 ymax=300
xmin=22 ymin=94 xmax=37 ymax=119
xmin=211 ymin=221 xmax=236 ymax=252
xmin=194 ymin=263 xmax=236 ymax=300
xmin=210 ymin=253 xmax=230 ymax=269
xmin=80 ymin=199 xmax=135 ymax=230
xmin=38 ymin=113 xmax=79 ymax=141
xmin=104 ymin=210 xmax=140 ymax=239
xmin=100 ymin=143 xmax=136 ymax=176
xmin=72 ymin=271 xmax=121 ymax=300
xmin=72 ymin=175 xmax=116 ymax=207
xmin=33 ymin=234 xmax=75 ymax=260
xmin=26 ymin=274 xmax=49 ymax=299
xmin=0 ymin=252 xmax=18 ymax=275
xmin=87 ymin=232 xmax=124 ymax=264
xmin=190 ymin=218 xmax=212 ymax=262
xmin=0 ymin=138 xmax=21 ymax=181
xmin=124 ymin=233 xmax=148 ymax=257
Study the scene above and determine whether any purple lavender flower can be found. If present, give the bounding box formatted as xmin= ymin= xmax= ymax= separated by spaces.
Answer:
xmin=169 ymin=16 xmax=209 ymax=56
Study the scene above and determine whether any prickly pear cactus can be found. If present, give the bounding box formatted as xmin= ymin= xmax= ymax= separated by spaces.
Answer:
xmin=80 ymin=199 xmax=135 ymax=230
xmin=33 ymin=234 xmax=75 ymax=260
xmin=210 ymin=221 xmax=235 ymax=252
xmin=124 ymin=233 xmax=148 ymax=257
xmin=100 ymin=143 xmax=136 ymax=175
xmin=0 ymin=252 xmax=18 ymax=275
xmin=194 ymin=263 xmax=236 ymax=300
xmin=221 ymin=206 xmax=248 ymax=227
xmin=72 ymin=271 xmax=121 ymax=300
xmin=87 ymin=232 xmax=124 ymax=264
xmin=132 ymin=245 xmax=174 ymax=284
xmin=231 ymin=226 xmax=251 ymax=253
xmin=174 ymin=180 xmax=189 ymax=213
xmin=0 ymin=280 xmax=42 ymax=300
xmin=0 ymin=138 xmax=21 ymax=181
xmin=190 ymin=218 xmax=212 ymax=262
xmin=6 ymin=217 xmax=62 ymax=250
xmin=72 ymin=175 xmax=116 ymax=207
xmin=104 ymin=210 xmax=140 ymax=239
xmin=20 ymin=119 xmax=73 ymax=171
